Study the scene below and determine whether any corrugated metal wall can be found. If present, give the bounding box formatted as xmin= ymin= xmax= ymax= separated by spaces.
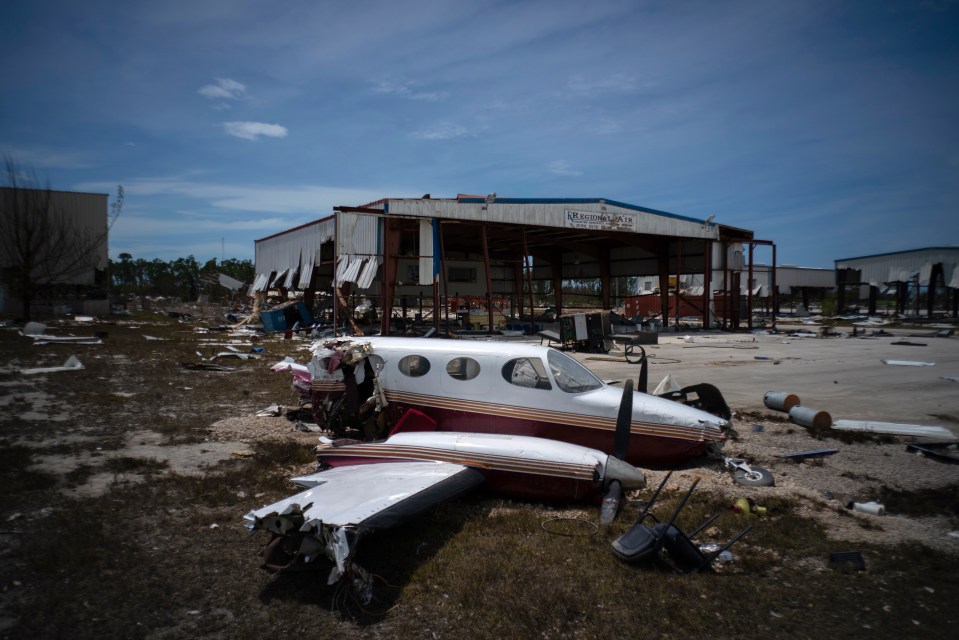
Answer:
xmin=253 ymin=217 xmax=335 ymax=290
xmin=387 ymin=199 xmax=719 ymax=241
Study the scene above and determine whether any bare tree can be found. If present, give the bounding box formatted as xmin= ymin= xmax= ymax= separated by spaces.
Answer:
xmin=1 ymin=155 xmax=122 ymax=320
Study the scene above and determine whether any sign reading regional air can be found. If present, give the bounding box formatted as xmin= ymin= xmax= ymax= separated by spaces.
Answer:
xmin=564 ymin=209 xmax=636 ymax=232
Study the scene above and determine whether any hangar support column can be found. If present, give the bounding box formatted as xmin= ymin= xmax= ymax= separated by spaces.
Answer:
xmin=657 ymin=249 xmax=670 ymax=328
xmin=379 ymin=218 xmax=401 ymax=336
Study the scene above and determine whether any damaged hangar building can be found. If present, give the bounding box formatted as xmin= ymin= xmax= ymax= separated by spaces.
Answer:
xmin=252 ymin=195 xmax=775 ymax=334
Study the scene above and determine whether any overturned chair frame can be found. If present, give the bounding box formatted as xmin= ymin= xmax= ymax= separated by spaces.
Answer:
xmin=611 ymin=471 xmax=751 ymax=573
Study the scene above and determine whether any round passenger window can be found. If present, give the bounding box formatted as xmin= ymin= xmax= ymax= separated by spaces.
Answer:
xmin=446 ymin=357 xmax=481 ymax=381
xmin=398 ymin=354 xmax=431 ymax=377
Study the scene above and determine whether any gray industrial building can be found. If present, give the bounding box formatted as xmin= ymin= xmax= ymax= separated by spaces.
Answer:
xmin=0 ymin=187 xmax=110 ymax=316
xmin=835 ymin=247 xmax=959 ymax=317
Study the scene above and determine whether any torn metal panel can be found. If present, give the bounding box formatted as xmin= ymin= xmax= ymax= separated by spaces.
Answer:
xmin=778 ymin=448 xmax=838 ymax=460
xmin=245 ymin=462 xmax=484 ymax=580
xmin=832 ymin=420 xmax=954 ymax=439
xmin=906 ymin=442 xmax=959 ymax=464
xmin=20 ymin=355 xmax=84 ymax=375
xmin=881 ymin=359 xmax=935 ymax=366
xmin=356 ymin=257 xmax=380 ymax=289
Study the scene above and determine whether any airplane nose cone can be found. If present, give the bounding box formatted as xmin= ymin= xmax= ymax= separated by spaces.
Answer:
xmin=604 ymin=456 xmax=647 ymax=490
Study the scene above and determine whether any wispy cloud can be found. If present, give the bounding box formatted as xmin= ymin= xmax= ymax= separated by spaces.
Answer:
xmin=76 ymin=177 xmax=405 ymax=215
xmin=547 ymin=160 xmax=582 ymax=177
xmin=567 ymin=73 xmax=638 ymax=95
xmin=588 ymin=117 xmax=623 ymax=135
xmin=411 ymin=122 xmax=468 ymax=140
xmin=198 ymin=77 xmax=247 ymax=100
xmin=371 ymin=78 xmax=449 ymax=102
xmin=222 ymin=121 xmax=289 ymax=141
xmin=0 ymin=144 xmax=94 ymax=170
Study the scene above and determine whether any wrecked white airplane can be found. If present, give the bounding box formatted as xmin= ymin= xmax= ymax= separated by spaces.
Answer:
xmin=245 ymin=382 xmax=648 ymax=599
xmin=278 ymin=336 xmax=732 ymax=467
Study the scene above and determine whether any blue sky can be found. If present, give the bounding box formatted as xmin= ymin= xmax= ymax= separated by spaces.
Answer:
xmin=2 ymin=0 xmax=957 ymax=268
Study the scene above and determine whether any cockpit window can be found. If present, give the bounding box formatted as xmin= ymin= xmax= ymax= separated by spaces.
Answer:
xmin=446 ymin=356 xmax=481 ymax=381
xmin=547 ymin=349 xmax=603 ymax=393
xmin=502 ymin=357 xmax=552 ymax=390
xmin=398 ymin=355 xmax=431 ymax=377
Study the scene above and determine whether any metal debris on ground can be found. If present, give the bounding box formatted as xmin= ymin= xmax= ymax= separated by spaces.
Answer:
xmin=778 ymin=448 xmax=839 ymax=461
xmin=788 ymin=405 xmax=832 ymax=430
xmin=905 ymin=442 xmax=959 ymax=465
xmin=20 ymin=355 xmax=84 ymax=375
xmin=881 ymin=359 xmax=935 ymax=366
xmin=181 ymin=362 xmax=236 ymax=372
xmin=255 ymin=403 xmax=282 ymax=417
xmin=890 ymin=341 xmax=927 ymax=346
xmin=763 ymin=391 xmax=800 ymax=412
xmin=295 ymin=420 xmax=322 ymax=433
xmin=829 ymin=551 xmax=866 ymax=571
xmin=832 ymin=420 xmax=953 ymax=439
xmin=851 ymin=501 xmax=885 ymax=515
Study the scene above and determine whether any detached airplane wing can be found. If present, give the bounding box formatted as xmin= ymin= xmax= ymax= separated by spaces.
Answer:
xmin=244 ymin=461 xmax=484 ymax=585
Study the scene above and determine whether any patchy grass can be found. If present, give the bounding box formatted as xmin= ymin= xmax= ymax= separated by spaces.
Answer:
xmin=0 ymin=444 xmax=58 ymax=502
xmin=878 ymin=483 xmax=959 ymax=520
xmin=2 ymin=313 xmax=959 ymax=639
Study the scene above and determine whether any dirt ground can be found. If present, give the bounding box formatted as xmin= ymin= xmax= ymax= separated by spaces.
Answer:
xmin=1 ymin=312 xmax=957 ymax=639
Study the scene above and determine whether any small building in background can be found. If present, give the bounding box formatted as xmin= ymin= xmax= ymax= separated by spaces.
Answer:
xmin=835 ymin=247 xmax=959 ymax=318
xmin=0 ymin=187 xmax=110 ymax=316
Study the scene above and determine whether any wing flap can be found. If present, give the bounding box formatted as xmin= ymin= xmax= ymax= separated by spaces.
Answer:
xmin=246 ymin=461 xmax=484 ymax=532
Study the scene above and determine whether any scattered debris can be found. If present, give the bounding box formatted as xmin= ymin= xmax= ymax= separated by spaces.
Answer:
xmin=764 ymin=391 xmax=800 ymax=412
xmin=21 ymin=321 xmax=46 ymax=336
xmin=255 ymin=403 xmax=281 ymax=417
xmin=611 ymin=472 xmax=751 ymax=571
xmin=724 ymin=457 xmax=774 ymax=487
xmin=829 ymin=551 xmax=866 ymax=571
xmin=731 ymin=497 xmax=767 ymax=516
xmin=788 ymin=405 xmax=832 ymax=430
xmin=852 ymin=501 xmax=885 ymax=516
xmin=181 ymin=362 xmax=236 ymax=372
xmin=940 ymin=376 xmax=959 ymax=383
xmin=20 ymin=355 xmax=84 ymax=375
xmin=778 ymin=448 xmax=839 ymax=461
xmin=891 ymin=341 xmax=927 ymax=347
xmin=832 ymin=420 xmax=953 ymax=439
xmin=906 ymin=442 xmax=959 ymax=464
xmin=881 ymin=359 xmax=935 ymax=366
xmin=295 ymin=420 xmax=322 ymax=433
xmin=211 ymin=352 xmax=258 ymax=361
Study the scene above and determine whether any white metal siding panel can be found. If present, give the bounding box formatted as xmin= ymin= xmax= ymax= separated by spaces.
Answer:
xmin=418 ymin=219 xmax=434 ymax=285
xmin=255 ymin=218 xmax=334 ymax=280
xmin=386 ymin=199 xmax=719 ymax=240
xmin=336 ymin=212 xmax=379 ymax=256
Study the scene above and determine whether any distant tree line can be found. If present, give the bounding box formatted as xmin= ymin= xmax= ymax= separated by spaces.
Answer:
xmin=110 ymin=254 xmax=254 ymax=299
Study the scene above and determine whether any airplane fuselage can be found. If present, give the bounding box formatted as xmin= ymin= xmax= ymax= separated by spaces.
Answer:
xmin=308 ymin=337 xmax=728 ymax=466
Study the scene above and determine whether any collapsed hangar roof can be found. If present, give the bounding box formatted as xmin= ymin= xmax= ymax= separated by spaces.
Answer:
xmin=343 ymin=196 xmax=743 ymax=267
xmin=253 ymin=195 xmax=757 ymax=287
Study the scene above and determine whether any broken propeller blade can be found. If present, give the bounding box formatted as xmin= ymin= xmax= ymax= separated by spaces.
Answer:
xmin=637 ymin=347 xmax=648 ymax=394
xmin=600 ymin=480 xmax=622 ymax=526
